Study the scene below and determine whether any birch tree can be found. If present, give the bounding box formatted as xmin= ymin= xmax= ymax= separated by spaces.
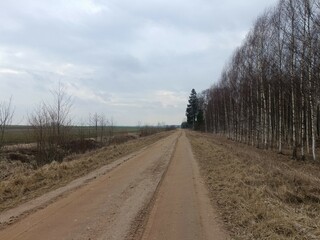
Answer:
xmin=201 ymin=0 xmax=320 ymax=160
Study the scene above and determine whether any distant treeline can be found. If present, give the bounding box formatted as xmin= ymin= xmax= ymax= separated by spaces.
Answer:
xmin=0 ymin=84 xmax=176 ymax=165
xmin=201 ymin=0 xmax=320 ymax=160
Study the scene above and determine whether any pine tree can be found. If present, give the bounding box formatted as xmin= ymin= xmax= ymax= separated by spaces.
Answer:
xmin=186 ymin=89 xmax=198 ymax=129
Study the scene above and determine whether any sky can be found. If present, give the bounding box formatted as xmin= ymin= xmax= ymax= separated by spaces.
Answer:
xmin=0 ymin=0 xmax=278 ymax=126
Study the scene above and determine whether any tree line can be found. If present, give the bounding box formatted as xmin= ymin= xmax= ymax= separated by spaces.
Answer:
xmin=1 ymin=84 xmax=175 ymax=165
xmin=196 ymin=0 xmax=320 ymax=160
xmin=0 ymin=84 xmax=117 ymax=165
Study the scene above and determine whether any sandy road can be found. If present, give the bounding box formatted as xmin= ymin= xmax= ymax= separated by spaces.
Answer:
xmin=140 ymin=131 xmax=228 ymax=240
xmin=0 ymin=130 xmax=228 ymax=240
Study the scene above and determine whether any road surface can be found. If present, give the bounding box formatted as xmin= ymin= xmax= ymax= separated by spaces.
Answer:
xmin=0 ymin=130 xmax=228 ymax=240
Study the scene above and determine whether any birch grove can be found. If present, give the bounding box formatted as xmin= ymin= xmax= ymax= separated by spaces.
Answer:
xmin=203 ymin=0 xmax=320 ymax=160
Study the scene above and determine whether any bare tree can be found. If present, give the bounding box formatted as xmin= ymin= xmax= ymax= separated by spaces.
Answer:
xmin=201 ymin=0 xmax=320 ymax=160
xmin=89 ymin=113 xmax=109 ymax=142
xmin=46 ymin=82 xmax=73 ymax=145
xmin=90 ymin=112 xmax=100 ymax=140
xmin=108 ymin=117 xmax=114 ymax=137
xmin=99 ymin=114 xmax=107 ymax=142
xmin=29 ymin=83 xmax=73 ymax=164
xmin=29 ymin=103 xmax=52 ymax=165
xmin=0 ymin=97 xmax=14 ymax=149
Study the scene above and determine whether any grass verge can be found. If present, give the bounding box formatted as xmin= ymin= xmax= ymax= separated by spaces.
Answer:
xmin=187 ymin=131 xmax=320 ymax=240
xmin=0 ymin=131 xmax=172 ymax=213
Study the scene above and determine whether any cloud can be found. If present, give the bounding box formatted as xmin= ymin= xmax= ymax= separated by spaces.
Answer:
xmin=153 ymin=90 xmax=188 ymax=108
xmin=0 ymin=67 xmax=23 ymax=75
xmin=0 ymin=0 xmax=279 ymax=125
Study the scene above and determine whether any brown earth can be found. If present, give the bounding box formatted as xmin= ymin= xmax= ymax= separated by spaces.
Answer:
xmin=0 ymin=130 xmax=228 ymax=240
xmin=140 ymin=131 xmax=228 ymax=240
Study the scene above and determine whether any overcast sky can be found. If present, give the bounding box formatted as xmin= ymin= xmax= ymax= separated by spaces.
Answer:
xmin=0 ymin=0 xmax=278 ymax=126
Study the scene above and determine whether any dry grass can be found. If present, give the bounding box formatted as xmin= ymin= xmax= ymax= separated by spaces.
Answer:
xmin=187 ymin=131 xmax=320 ymax=240
xmin=0 ymin=131 xmax=172 ymax=213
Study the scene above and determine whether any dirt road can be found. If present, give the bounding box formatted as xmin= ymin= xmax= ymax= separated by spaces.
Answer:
xmin=0 ymin=130 xmax=228 ymax=240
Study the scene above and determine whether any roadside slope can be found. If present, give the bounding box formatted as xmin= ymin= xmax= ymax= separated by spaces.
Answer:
xmin=0 ymin=132 xmax=179 ymax=240
xmin=0 ymin=131 xmax=172 ymax=214
xmin=187 ymin=130 xmax=320 ymax=240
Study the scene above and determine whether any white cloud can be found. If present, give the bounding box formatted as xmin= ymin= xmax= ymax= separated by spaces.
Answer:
xmin=79 ymin=0 xmax=107 ymax=15
xmin=153 ymin=90 xmax=188 ymax=108
xmin=0 ymin=0 xmax=280 ymax=125
xmin=0 ymin=67 xmax=23 ymax=75
xmin=131 ymin=22 xmax=212 ymax=60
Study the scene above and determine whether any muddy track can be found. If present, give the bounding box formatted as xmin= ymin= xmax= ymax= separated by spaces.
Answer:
xmin=0 ymin=130 xmax=228 ymax=240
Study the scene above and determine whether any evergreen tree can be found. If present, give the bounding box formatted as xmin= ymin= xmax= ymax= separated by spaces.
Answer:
xmin=186 ymin=89 xmax=198 ymax=129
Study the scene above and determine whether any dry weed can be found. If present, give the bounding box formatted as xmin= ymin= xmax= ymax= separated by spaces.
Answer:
xmin=187 ymin=131 xmax=320 ymax=240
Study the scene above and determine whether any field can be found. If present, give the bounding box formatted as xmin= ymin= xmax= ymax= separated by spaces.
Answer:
xmin=2 ymin=125 xmax=141 ymax=145
xmin=187 ymin=130 xmax=320 ymax=240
